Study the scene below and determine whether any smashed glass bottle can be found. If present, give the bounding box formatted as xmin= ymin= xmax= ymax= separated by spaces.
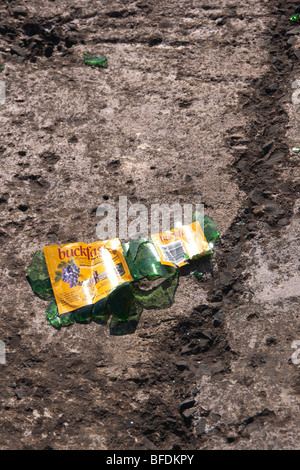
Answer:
xmin=26 ymin=214 xmax=220 ymax=335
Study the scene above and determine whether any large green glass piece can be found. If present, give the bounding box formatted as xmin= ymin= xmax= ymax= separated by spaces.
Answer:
xmin=123 ymin=239 xmax=175 ymax=281
xmin=26 ymin=250 xmax=53 ymax=300
xmin=107 ymin=272 xmax=179 ymax=335
xmin=107 ymin=283 xmax=143 ymax=335
xmin=132 ymin=272 xmax=179 ymax=310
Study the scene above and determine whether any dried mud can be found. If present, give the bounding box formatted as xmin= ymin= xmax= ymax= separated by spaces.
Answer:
xmin=0 ymin=0 xmax=299 ymax=450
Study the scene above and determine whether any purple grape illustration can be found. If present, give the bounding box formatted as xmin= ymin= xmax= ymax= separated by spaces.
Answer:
xmin=61 ymin=262 xmax=80 ymax=288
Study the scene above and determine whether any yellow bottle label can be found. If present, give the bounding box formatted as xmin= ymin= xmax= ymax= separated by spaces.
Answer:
xmin=151 ymin=221 xmax=209 ymax=267
xmin=43 ymin=239 xmax=132 ymax=315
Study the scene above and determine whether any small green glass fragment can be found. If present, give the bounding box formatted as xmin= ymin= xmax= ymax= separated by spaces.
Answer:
xmin=190 ymin=270 xmax=203 ymax=280
xmin=289 ymin=13 xmax=300 ymax=22
xmin=0 ymin=66 xmax=4 ymax=73
xmin=48 ymin=316 xmax=61 ymax=329
xmin=83 ymin=54 xmax=107 ymax=68
xmin=292 ymin=146 xmax=300 ymax=153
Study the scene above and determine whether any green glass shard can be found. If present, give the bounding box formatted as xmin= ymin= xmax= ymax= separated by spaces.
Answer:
xmin=107 ymin=283 xmax=143 ymax=335
xmin=290 ymin=13 xmax=300 ymax=22
xmin=192 ymin=212 xmax=220 ymax=245
xmin=292 ymin=146 xmax=300 ymax=153
xmin=45 ymin=299 xmax=63 ymax=328
xmin=123 ymin=239 xmax=175 ymax=281
xmin=108 ymin=273 xmax=179 ymax=335
xmin=92 ymin=298 xmax=109 ymax=324
xmin=134 ymin=241 xmax=175 ymax=279
xmin=132 ymin=272 xmax=179 ymax=310
xmin=72 ymin=304 xmax=93 ymax=324
xmin=47 ymin=315 xmax=62 ymax=329
xmin=57 ymin=311 xmax=75 ymax=327
xmin=46 ymin=298 xmax=59 ymax=321
xmin=45 ymin=296 xmax=109 ymax=329
xmin=83 ymin=54 xmax=107 ymax=68
xmin=122 ymin=238 xmax=148 ymax=262
xmin=26 ymin=250 xmax=53 ymax=300
xmin=0 ymin=66 xmax=4 ymax=73
xmin=46 ymin=298 xmax=76 ymax=328
xmin=107 ymin=282 xmax=137 ymax=322
xmin=190 ymin=270 xmax=203 ymax=280
xmin=203 ymin=216 xmax=220 ymax=244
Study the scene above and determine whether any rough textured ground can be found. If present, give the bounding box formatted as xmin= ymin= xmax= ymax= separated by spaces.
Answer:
xmin=0 ymin=0 xmax=299 ymax=450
